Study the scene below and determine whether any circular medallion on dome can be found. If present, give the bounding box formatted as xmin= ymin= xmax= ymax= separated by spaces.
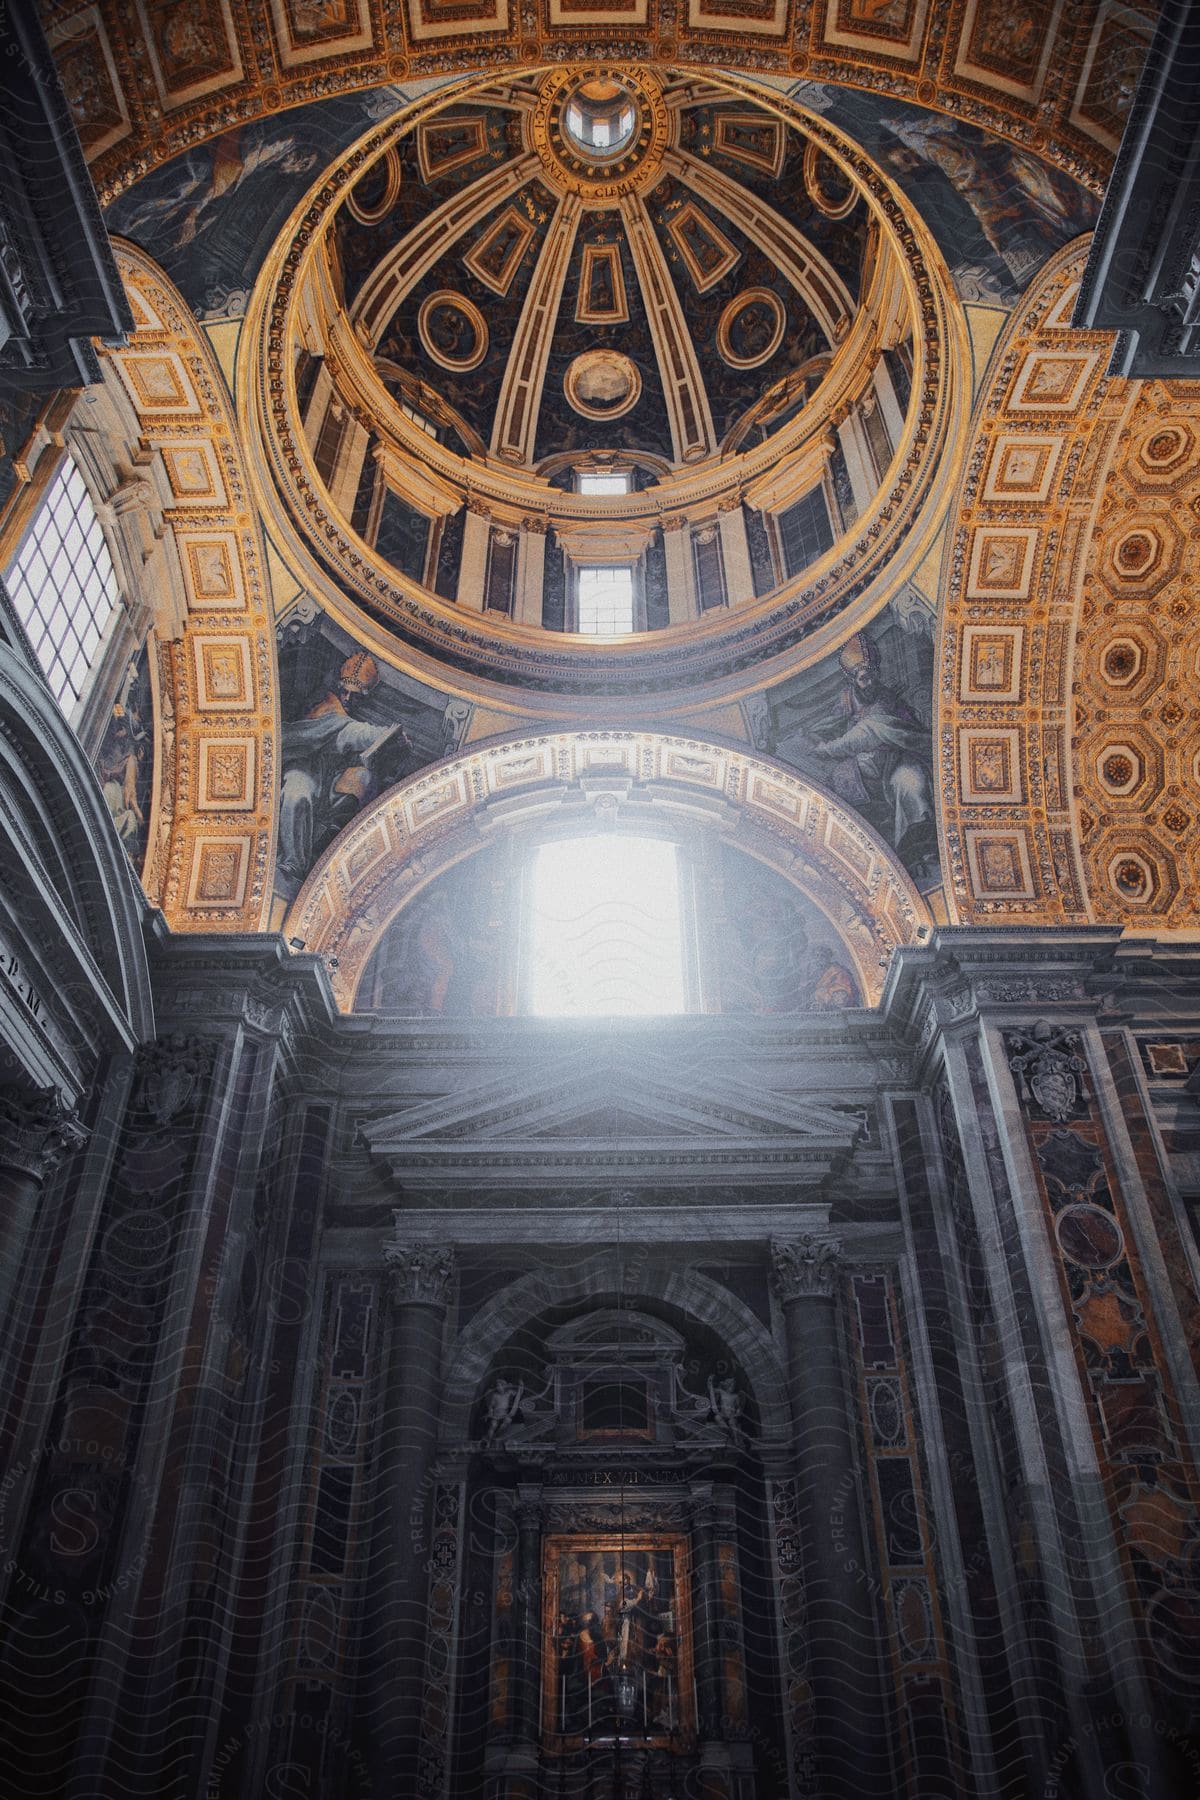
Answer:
xmin=417 ymin=292 xmax=488 ymax=371
xmin=718 ymin=289 xmax=787 ymax=369
xmin=564 ymin=349 xmax=642 ymax=420
xmin=531 ymin=66 xmax=669 ymax=204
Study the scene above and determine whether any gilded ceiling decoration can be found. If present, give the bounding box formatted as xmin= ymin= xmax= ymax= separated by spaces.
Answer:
xmin=239 ymin=68 xmax=971 ymax=707
xmin=1073 ymin=381 xmax=1200 ymax=924
xmin=282 ymin=728 xmax=930 ymax=1010
xmin=45 ymin=0 xmax=1153 ymax=207
xmin=99 ymin=243 xmax=280 ymax=932
xmin=19 ymin=9 xmax=1194 ymax=955
xmin=937 ymin=225 xmax=1200 ymax=930
xmin=934 ymin=239 xmax=1200 ymax=929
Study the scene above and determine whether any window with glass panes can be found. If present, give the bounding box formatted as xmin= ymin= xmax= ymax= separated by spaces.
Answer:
xmin=4 ymin=457 xmax=122 ymax=717
xmin=576 ymin=565 xmax=634 ymax=635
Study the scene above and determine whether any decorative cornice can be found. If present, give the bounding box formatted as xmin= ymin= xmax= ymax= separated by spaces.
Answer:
xmin=770 ymin=1233 xmax=843 ymax=1302
xmin=0 ymin=1085 xmax=88 ymax=1183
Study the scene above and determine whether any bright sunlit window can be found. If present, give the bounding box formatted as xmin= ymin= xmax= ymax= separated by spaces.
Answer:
xmin=578 ymin=471 xmax=631 ymax=497
xmin=4 ymin=456 xmax=121 ymax=719
xmin=577 ymin=565 xmax=634 ymax=636
xmin=565 ymin=100 xmax=636 ymax=154
xmin=526 ymin=836 xmax=687 ymax=1016
xmin=398 ymin=399 xmax=438 ymax=438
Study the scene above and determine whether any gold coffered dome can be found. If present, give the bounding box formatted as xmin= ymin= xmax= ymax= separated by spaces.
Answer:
xmin=240 ymin=66 xmax=968 ymax=710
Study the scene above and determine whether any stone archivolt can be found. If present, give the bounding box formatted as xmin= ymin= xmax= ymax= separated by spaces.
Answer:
xmin=282 ymin=728 xmax=930 ymax=1010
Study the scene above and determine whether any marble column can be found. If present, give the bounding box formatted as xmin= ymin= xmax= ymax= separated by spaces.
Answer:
xmin=491 ymin=1486 xmax=544 ymax=1799
xmin=514 ymin=522 xmax=546 ymax=627
xmin=0 ymin=1085 xmax=86 ymax=1335
xmin=717 ymin=502 xmax=755 ymax=609
xmin=513 ymin=1485 xmax=542 ymax=1743
xmin=770 ymin=1234 xmax=890 ymax=1800
xmin=367 ymin=1235 xmax=456 ymax=1786
xmin=689 ymin=1482 xmax=725 ymax=1742
xmin=835 ymin=412 xmax=876 ymax=519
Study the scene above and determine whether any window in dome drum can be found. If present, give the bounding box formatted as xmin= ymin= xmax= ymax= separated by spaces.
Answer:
xmin=691 ymin=523 xmax=727 ymax=611
xmin=484 ymin=527 xmax=517 ymax=616
xmin=779 ymin=486 xmax=833 ymax=579
xmin=375 ymin=489 xmax=430 ymax=585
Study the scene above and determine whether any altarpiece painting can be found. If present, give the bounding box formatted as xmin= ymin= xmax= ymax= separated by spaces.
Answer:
xmin=543 ymin=1535 xmax=694 ymax=1747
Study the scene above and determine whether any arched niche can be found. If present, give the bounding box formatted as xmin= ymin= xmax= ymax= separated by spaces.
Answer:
xmin=283 ymin=728 xmax=931 ymax=1011
xmin=439 ymin=1255 xmax=792 ymax=1449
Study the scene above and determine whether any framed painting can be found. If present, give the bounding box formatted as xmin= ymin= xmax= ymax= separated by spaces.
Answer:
xmin=541 ymin=1533 xmax=694 ymax=1747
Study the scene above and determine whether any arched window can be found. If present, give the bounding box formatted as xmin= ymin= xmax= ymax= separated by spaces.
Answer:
xmin=4 ymin=455 xmax=122 ymax=719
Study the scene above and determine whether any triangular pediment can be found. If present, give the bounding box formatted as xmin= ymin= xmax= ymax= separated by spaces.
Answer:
xmin=358 ymin=1041 xmax=862 ymax=1189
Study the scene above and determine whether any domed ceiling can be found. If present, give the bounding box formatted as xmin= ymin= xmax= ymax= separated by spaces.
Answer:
xmin=332 ymin=71 xmax=867 ymax=471
xmin=73 ymin=53 xmax=1127 ymax=955
xmin=242 ymin=67 xmax=967 ymax=704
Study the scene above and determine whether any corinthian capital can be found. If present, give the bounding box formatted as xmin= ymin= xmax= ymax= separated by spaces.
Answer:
xmin=770 ymin=1233 xmax=843 ymax=1303
xmin=0 ymin=1086 xmax=88 ymax=1183
xmin=383 ymin=1230 xmax=457 ymax=1309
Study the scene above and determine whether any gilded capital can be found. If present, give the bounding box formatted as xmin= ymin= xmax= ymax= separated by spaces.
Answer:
xmin=383 ymin=1232 xmax=457 ymax=1309
xmin=0 ymin=1086 xmax=88 ymax=1184
xmin=770 ymin=1233 xmax=843 ymax=1303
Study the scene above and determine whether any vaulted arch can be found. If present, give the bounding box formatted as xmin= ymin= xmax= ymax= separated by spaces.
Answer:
xmin=284 ymin=727 xmax=931 ymax=1009
xmin=439 ymin=1253 xmax=793 ymax=1447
